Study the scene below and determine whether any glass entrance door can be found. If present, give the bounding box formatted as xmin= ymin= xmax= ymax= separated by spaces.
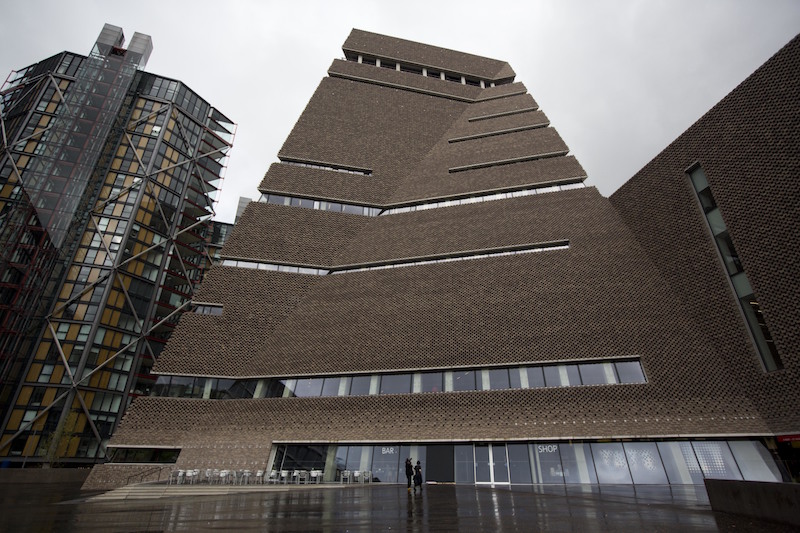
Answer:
xmin=474 ymin=444 xmax=510 ymax=484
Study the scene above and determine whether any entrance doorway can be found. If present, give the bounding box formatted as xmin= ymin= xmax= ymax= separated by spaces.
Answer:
xmin=474 ymin=443 xmax=510 ymax=484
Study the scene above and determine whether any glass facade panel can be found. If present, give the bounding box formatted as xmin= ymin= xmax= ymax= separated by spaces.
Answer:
xmin=487 ymin=368 xmax=510 ymax=390
xmin=420 ymin=372 xmax=443 ymax=393
xmin=321 ymin=377 xmax=341 ymax=397
xmin=530 ymin=443 xmax=564 ymax=484
xmin=334 ymin=446 xmax=348 ymax=479
xmin=615 ymin=361 xmax=646 ymax=383
xmin=692 ymin=441 xmax=743 ymax=480
xmin=578 ymin=363 xmax=608 ymax=385
xmin=454 ymin=444 xmax=475 ymax=484
xmin=345 ymin=445 xmax=371 ymax=472
xmin=543 ymin=366 xmax=562 ymax=387
xmin=294 ymin=378 xmax=323 ymax=397
xmin=508 ymin=443 xmax=533 ymax=484
xmin=591 ymin=443 xmax=632 ymax=484
xmin=658 ymin=442 xmax=705 ymax=485
xmin=492 ymin=445 xmax=510 ymax=483
xmin=349 ymin=375 xmax=371 ymax=396
xmin=544 ymin=365 xmax=579 ymax=387
xmin=728 ymin=441 xmax=782 ymax=482
xmin=474 ymin=444 xmax=491 ymax=483
xmin=452 ymin=370 xmax=476 ymax=391
xmin=212 ymin=379 xmax=237 ymax=399
xmin=624 ymin=442 xmax=668 ymax=484
xmin=379 ymin=374 xmax=411 ymax=395
xmin=526 ymin=366 xmax=546 ymax=388
xmin=371 ymin=444 xmax=401 ymax=483
xmin=561 ymin=443 xmax=598 ymax=484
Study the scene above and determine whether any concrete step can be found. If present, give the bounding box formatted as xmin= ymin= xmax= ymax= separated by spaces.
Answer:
xmin=89 ymin=482 xmax=348 ymax=502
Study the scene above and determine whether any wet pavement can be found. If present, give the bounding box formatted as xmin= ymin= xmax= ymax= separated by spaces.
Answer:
xmin=2 ymin=480 xmax=796 ymax=531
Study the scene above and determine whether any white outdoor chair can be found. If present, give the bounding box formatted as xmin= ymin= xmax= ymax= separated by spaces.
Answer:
xmin=255 ymin=470 xmax=264 ymax=484
xmin=340 ymin=470 xmax=351 ymax=484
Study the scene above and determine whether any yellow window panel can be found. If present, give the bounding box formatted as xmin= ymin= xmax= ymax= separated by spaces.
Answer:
xmin=26 ymin=364 xmax=42 ymax=382
xmin=25 ymin=140 xmax=37 ymax=152
xmin=73 ymin=414 xmax=87 ymax=433
xmin=129 ymin=161 xmax=139 ymax=174
xmin=99 ymin=372 xmax=110 ymax=389
xmin=94 ymin=251 xmax=107 ymax=266
xmin=74 ymin=304 xmax=87 ymax=321
xmin=43 ymin=388 xmax=56 ymax=406
xmin=16 ymin=155 xmax=30 ymax=168
xmin=38 ymin=115 xmax=51 ymax=127
xmin=31 ymin=416 xmax=45 ymax=432
xmin=101 ymin=308 xmax=113 ymax=324
xmin=59 ymin=79 xmax=69 ymax=90
xmin=111 ymin=158 xmax=122 ymax=170
xmin=18 ymin=386 xmax=33 ymax=405
xmin=87 ymin=268 xmax=101 ymax=283
xmin=51 ymin=366 xmax=64 ymax=384
xmin=35 ymin=342 xmax=51 ymax=360
xmin=23 ymin=435 xmax=40 ymax=457
xmin=82 ymin=392 xmax=95 ymax=408
xmin=66 ymin=436 xmax=80 ymax=457
xmin=89 ymin=373 xmax=101 ymax=388
xmin=6 ymin=410 xmax=23 ymax=431
xmin=45 ymin=102 xmax=57 ymax=113
xmin=59 ymin=283 xmax=73 ymax=300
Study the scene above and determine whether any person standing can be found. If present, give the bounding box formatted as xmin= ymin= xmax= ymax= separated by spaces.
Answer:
xmin=413 ymin=460 xmax=423 ymax=492
xmin=405 ymin=458 xmax=413 ymax=490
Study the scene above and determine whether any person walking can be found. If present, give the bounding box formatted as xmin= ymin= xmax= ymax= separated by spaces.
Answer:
xmin=405 ymin=458 xmax=414 ymax=491
xmin=413 ymin=460 xmax=423 ymax=492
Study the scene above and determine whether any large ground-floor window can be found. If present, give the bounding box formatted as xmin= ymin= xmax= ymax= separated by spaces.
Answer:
xmin=269 ymin=439 xmax=784 ymax=485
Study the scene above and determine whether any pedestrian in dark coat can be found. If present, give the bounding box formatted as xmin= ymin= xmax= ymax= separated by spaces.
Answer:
xmin=413 ymin=460 xmax=423 ymax=492
xmin=405 ymin=458 xmax=413 ymax=490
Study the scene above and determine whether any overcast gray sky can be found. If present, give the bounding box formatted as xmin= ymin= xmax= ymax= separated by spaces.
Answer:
xmin=2 ymin=0 xmax=798 ymax=223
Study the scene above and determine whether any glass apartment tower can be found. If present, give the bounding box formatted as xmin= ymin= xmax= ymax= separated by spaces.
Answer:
xmin=0 ymin=25 xmax=234 ymax=464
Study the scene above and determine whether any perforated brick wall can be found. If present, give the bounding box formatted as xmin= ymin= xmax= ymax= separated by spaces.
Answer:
xmin=611 ymin=34 xmax=800 ymax=433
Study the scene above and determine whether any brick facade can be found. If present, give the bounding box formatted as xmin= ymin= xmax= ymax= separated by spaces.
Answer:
xmin=87 ymin=30 xmax=799 ymax=489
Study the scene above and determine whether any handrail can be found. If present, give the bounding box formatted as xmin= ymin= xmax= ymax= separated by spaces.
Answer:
xmin=125 ymin=465 xmax=171 ymax=486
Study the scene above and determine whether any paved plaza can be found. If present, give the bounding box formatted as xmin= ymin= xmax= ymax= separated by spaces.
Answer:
xmin=1 ymin=478 xmax=797 ymax=532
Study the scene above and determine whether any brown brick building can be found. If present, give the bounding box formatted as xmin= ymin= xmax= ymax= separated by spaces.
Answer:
xmin=86 ymin=30 xmax=798 ymax=489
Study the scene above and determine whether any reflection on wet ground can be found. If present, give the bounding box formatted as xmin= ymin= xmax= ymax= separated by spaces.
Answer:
xmin=1 ymin=481 xmax=796 ymax=532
